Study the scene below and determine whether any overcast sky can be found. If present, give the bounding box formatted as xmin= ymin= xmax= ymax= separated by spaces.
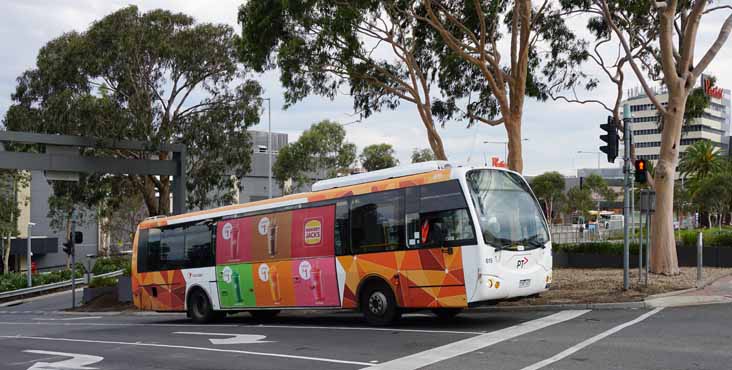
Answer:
xmin=2 ymin=0 xmax=731 ymax=176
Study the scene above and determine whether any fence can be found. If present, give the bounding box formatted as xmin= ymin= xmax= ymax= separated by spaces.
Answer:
xmin=550 ymin=224 xmax=625 ymax=244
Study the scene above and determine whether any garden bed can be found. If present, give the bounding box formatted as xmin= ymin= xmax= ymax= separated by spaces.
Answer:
xmin=498 ymin=267 xmax=732 ymax=306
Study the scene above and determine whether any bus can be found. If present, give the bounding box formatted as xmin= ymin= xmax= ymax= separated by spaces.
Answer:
xmin=131 ymin=161 xmax=552 ymax=325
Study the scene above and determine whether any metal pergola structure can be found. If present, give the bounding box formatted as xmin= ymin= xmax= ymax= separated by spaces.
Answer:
xmin=0 ymin=130 xmax=186 ymax=215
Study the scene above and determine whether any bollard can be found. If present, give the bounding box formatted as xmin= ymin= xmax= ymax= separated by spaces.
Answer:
xmin=696 ymin=232 xmax=703 ymax=287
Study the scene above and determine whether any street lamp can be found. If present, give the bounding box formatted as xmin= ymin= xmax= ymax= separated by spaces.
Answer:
xmin=577 ymin=150 xmax=602 ymax=170
xmin=263 ymin=98 xmax=273 ymax=199
xmin=483 ymin=138 xmax=529 ymax=167
xmin=26 ymin=222 xmax=35 ymax=288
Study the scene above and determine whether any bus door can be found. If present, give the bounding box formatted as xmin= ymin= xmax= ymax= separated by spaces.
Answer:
xmin=401 ymin=184 xmax=469 ymax=308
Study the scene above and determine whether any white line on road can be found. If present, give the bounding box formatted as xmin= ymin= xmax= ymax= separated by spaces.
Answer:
xmin=174 ymin=332 xmax=273 ymax=344
xmin=0 ymin=321 xmax=484 ymax=335
xmin=0 ymin=335 xmax=373 ymax=366
xmin=518 ymin=307 xmax=664 ymax=370
xmin=24 ymin=350 xmax=104 ymax=370
xmin=33 ymin=316 xmax=102 ymax=321
xmin=363 ymin=310 xmax=590 ymax=370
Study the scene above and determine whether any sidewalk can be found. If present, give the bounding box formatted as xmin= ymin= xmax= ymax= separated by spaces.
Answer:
xmin=646 ymin=274 xmax=732 ymax=308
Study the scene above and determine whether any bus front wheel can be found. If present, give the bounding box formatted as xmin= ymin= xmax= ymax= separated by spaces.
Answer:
xmin=360 ymin=282 xmax=400 ymax=326
xmin=187 ymin=289 xmax=221 ymax=323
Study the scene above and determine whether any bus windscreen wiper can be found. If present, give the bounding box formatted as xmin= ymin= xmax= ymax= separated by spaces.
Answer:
xmin=519 ymin=235 xmax=547 ymax=248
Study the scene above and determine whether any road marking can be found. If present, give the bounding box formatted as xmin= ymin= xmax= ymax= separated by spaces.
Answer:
xmin=174 ymin=332 xmax=273 ymax=344
xmin=33 ymin=316 xmax=102 ymax=321
xmin=24 ymin=350 xmax=103 ymax=370
xmin=363 ymin=310 xmax=590 ymax=370
xmin=0 ymin=321 xmax=484 ymax=335
xmin=253 ymin=324 xmax=486 ymax=335
xmin=1 ymin=335 xmax=372 ymax=366
xmin=518 ymin=307 xmax=664 ymax=370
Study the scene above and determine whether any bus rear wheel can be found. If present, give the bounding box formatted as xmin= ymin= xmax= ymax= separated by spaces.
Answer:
xmin=361 ymin=282 xmax=400 ymax=326
xmin=431 ymin=308 xmax=463 ymax=320
xmin=187 ymin=289 xmax=222 ymax=323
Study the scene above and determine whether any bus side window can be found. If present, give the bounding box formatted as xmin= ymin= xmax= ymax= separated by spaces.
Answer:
xmin=137 ymin=229 xmax=149 ymax=273
xmin=335 ymin=200 xmax=350 ymax=256
xmin=350 ymin=190 xmax=405 ymax=254
xmin=142 ymin=228 xmax=162 ymax=272
xmin=185 ymin=224 xmax=214 ymax=268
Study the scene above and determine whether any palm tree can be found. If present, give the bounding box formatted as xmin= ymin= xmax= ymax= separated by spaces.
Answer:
xmin=678 ymin=140 xmax=723 ymax=180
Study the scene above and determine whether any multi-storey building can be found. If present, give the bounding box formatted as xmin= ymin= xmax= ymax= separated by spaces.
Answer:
xmin=625 ymin=76 xmax=731 ymax=173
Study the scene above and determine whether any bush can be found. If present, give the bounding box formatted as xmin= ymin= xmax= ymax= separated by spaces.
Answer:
xmin=0 ymin=264 xmax=84 ymax=293
xmin=89 ymin=276 xmax=118 ymax=288
xmin=554 ymin=241 xmax=640 ymax=255
xmin=92 ymin=257 xmax=130 ymax=275
xmin=677 ymin=229 xmax=732 ymax=247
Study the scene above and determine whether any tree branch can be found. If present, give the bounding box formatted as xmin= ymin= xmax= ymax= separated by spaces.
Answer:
xmin=692 ymin=13 xmax=732 ymax=78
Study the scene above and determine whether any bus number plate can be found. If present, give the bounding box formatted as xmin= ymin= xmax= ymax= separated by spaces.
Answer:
xmin=519 ymin=279 xmax=531 ymax=288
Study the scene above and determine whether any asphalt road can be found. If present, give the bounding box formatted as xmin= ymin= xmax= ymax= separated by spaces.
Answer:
xmin=0 ymin=294 xmax=730 ymax=370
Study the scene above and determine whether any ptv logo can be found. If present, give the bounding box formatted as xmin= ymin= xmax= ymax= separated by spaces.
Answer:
xmin=516 ymin=256 xmax=529 ymax=269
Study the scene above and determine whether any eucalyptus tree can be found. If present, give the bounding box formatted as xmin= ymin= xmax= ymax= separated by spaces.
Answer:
xmin=530 ymin=171 xmax=566 ymax=224
xmin=413 ymin=0 xmax=585 ymax=173
xmin=238 ymin=1 xmax=450 ymax=159
xmin=3 ymin=6 xmax=263 ymax=216
xmin=553 ymin=0 xmax=732 ymax=274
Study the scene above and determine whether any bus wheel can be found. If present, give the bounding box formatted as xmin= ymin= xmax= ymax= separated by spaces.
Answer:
xmin=361 ymin=282 xmax=400 ymax=326
xmin=431 ymin=308 xmax=463 ymax=320
xmin=187 ymin=289 xmax=220 ymax=323
xmin=249 ymin=310 xmax=280 ymax=321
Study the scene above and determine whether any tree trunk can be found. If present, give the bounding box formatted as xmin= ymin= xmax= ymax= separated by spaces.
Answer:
xmin=505 ymin=116 xmax=524 ymax=173
xmin=650 ymin=95 xmax=684 ymax=275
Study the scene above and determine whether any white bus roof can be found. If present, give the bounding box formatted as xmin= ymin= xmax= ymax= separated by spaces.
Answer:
xmin=311 ymin=161 xmax=455 ymax=191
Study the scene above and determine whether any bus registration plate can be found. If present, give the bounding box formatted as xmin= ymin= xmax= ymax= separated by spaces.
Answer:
xmin=519 ymin=279 xmax=531 ymax=288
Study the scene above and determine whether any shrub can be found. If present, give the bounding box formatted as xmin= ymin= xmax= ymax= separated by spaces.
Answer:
xmin=92 ymin=257 xmax=130 ymax=275
xmin=554 ymin=241 xmax=640 ymax=255
xmin=0 ymin=264 xmax=84 ymax=293
xmin=89 ymin=276 xmax=118 ymax=289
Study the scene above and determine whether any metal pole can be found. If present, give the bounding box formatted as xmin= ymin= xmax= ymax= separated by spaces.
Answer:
xmin=71 ymin=215 xmax=77 ymax=310
xmin=504 ymin=142 xmax=508 ymax=167
xmin=267 ymin=98 xmax=273 ymax=199
xmin=622 ymin=106 xmax=631 ymax=290
xmin=645 ymin=208 xmax=650 ymax=285
xmin=631 ymin=181 xmax=635 ymax=242
xmin=26 ymin=223 xmax=33 ymax=288
xmin=696 ymin=232 xmax=703 ymax=287
xmin=638 ymin=190 xmax=643 ymax=283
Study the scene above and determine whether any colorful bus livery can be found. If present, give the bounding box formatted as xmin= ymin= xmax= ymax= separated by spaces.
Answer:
xmin=131 ymin=161 xmax=553 ymax=325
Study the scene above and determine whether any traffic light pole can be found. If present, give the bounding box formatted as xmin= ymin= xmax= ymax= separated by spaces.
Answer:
xmin=70 ymin=215 xmax=77 ymax=310
xmin=622 ymin=105 xmax=631 ymax=290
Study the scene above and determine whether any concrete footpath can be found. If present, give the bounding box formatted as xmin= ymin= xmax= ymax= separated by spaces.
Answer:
xmin=646 ymin=274 xmax=732 ymax=308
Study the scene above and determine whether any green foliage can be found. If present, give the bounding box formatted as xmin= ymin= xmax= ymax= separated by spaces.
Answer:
xmin=3 ymin=6 xmax=262 ymax=216
xmin=679 ymin=140 xmax=723 ymax=181
xmin=273 ymin=121 xmax=356 ymax=192
xmin=0 ymin=265 xmax=84 ymax=293
xmin=554 ymin=242 xmax=641 ymax=256
xmin=89 ymin=276 xmax=118 ymax=289
xmin=360 ymin=144 xmax=398 ymax=171
xmin=0 ymin=171 xmax=29 ymax=237
xmin=531 ymin=172 xmax=566 ymax=222
xmin=411 ymin=148 xmax=436 ymax=163
xmin=678 ymin=229 xmax=732 ymax=248
xmin=565 ymin=186 xmax=593 ymax=218
xmin=92 ymin=257 xmax=130 ymax=275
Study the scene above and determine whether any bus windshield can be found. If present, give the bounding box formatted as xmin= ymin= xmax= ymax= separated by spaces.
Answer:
xmin=466 ymin=169 xmax=549 ymax=250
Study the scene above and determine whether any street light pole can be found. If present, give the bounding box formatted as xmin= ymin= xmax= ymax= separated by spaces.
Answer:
xmin=264 ymin=98 xmax=272 ymax=199
xmin=577 ymin=150 xmax=603 ymax=170
xmin=26 ymin=222 xmax=35 ymax=288
xmin=484 ymin=138 xmax=528 ymax=168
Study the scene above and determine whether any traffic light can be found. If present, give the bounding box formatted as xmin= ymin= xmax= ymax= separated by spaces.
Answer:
xmin=600 ymin=116 xmax=619 ymax=163
xmin=634 ymin=159 xmax=647 ymax=184
xmin=62 ymin=239 xmax=73 ymax=255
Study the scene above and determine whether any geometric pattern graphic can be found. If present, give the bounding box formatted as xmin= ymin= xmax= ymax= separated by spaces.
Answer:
xmin=337 ymin=247 xmax=466 ymax=309
xmin=131 ymin=269 xmax=186 ymax=312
